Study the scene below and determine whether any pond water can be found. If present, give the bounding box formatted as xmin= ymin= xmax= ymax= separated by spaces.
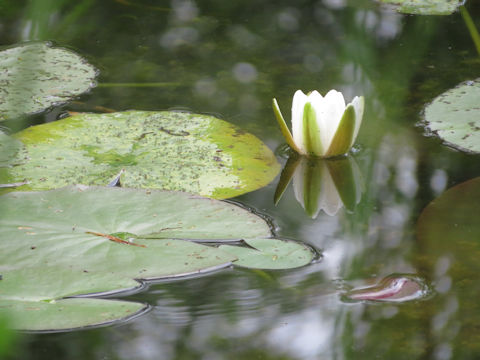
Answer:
xmin=1 ymin=0 xmax=480 ymax=359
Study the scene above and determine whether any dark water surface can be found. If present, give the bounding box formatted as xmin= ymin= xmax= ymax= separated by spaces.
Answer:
xmin=1 ymin=0 xmax=480 ymax=359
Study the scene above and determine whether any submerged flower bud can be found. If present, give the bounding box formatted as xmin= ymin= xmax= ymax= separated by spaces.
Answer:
xmin=273 ymin=90 xmax=364 ymax=157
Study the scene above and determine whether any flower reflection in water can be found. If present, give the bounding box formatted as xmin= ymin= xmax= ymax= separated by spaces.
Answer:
xmin=342 ymin=274 xmax=431 ymax=303
xmin=274 ymin=154 xmax=363 ymax=218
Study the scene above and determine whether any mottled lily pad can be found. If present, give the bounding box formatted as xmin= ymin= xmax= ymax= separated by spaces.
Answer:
xmin=424 ymin=79 xmax=480 ymax=153
xmin=0 ymin=185 xmax=277 ymax=331
xmin=380 ymin=0 xmax=464 ymax=15
xmin=0 ymin=42 xmax=97 ymax=121
xmin=8 ymin=111 xmax=280 ymax=199
xmin=220 ymin=238 xmax=315 ymax=269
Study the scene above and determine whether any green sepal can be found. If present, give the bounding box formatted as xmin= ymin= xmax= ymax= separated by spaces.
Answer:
xmin=303 ymin=158 xmax=324 ymax=218
xmin=302 ymin=102 xmax=323 ymax=156
xmin=273 ymin=154 xmax=301 ymax=205
xmin=272 ymin=99 xmax=302 ymax=154
xmin=326 ymin=157 xmax=358 ymax=212
xmin=325 ymin=104 xmax=356 ymax=157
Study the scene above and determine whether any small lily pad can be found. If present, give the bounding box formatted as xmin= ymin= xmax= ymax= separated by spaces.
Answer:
xmin=423 ymin=78 xmax=480 ymax=154
xmin=379 ymin=0 xmax=465 ymax=15
xmin=8 ymin=111 xmax=280 ymax=199
xmin=219 ymin=238 xmax=315 ymax=269
xmin=0 ymin=42 xmax=98 ymax=121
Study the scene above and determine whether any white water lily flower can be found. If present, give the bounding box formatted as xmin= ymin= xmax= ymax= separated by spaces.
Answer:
xmin=273 ymin=90 xmax=364 ymax=157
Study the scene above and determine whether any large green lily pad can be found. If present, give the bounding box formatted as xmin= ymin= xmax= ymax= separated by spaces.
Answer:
xmin=417 ymin=177 xmax=480 ymax=258
xmin=0 ymin=42 xmax=97 ymax=121
xmin=7 ymin=111 xmax=280 ymax=199
xmin=0 ymin=185 xmax=277 ymax=330
xmin=424 ymin=79 xmax=480 ymax=154
xmin=417 ymin=177 xmax=480 ymax=351
xmin=380 ymin=0 xmax=464 ymax=15
xmin=220 ymin=238 xmax=315 ymax=270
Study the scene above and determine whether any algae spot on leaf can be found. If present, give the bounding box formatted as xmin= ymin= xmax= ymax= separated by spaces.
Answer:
xmin=0 ymin=132 xmax=27 ymax=168
xmin=0 ymin=42 xmax=98 ymax=121
xmin=423 ymin=78 xmax=480 ymax=154
xmin=0 ymin=132 xmax=28 ymax=188
xmin=9 ymin=111 xmax=280 ymax=199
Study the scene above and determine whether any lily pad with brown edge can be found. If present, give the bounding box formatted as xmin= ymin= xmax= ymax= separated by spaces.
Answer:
xmin=0 ymin=185 xmax=278 ymax=331
xmin=379 ymin=0 xmax=465 ymax=15
xmin=7 ymin=111 xmax=280 ymax=199
xmin=219 ymin=238 xmax=315 ymax=270
xmin=0 ymin=42 xmax=98 ymax=121
xmin=423 ymin=78 xmax=480 ymax=154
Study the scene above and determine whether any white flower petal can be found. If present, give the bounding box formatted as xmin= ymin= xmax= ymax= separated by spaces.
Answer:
xmin=312 ymin=89 xmax=346 ymax=154
xmin=291 ymin=90 xmax=308 ymax=154
xmin=349 ymin=96 xmax=364 ymax=147
xmin=318 ymin=164 xmax=343 ymax=216
xmin=292 ymin=159 xmax=306 ymax=209
xmin=308 ymin=90 xmax=323 ymax=102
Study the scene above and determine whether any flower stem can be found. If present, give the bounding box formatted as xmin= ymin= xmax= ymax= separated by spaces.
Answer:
xmin=460 ymin=5 xmax=480 ymax=57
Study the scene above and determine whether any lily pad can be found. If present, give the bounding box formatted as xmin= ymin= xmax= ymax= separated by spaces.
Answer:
xmin=424 ymin=78 xmax=480 ymax=153
xmin=0 ymin=185 xmax=277 ymax=330
xmin=417 ymin=177 xmax=480 ymax=258
xmin=380 ymin=0 xmax=464 ymax=15
xmin=8 ymin=111 xmax=280 ymax=199
xmin=0 ymin=299 xmax=147 ymax=332
xmin=219 ymin=238 xmax=315 ymax=269
xmin=417 ymin=177 xmax=480 ymax=347
xmin=0 ymin=42 xmax=97 ymax=121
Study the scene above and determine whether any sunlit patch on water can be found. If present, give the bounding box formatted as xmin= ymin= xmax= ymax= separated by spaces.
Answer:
xmin=341 ymin=274 xmax=432 ymax=303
